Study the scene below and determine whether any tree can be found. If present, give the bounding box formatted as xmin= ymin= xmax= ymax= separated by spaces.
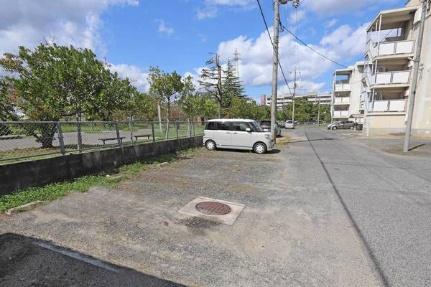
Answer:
xmin=0 ymin=78 xmax=16 ymax=121
xmin=199 ymin=55 xmax=244 ymax=118
xmin=199 ymin=54 xmax=223 ymax=117
xmin=201 ymin=96 xmax=219 ymax=119
xmin=148 ymin=67 xmax=184 ymax=119
xmin=279 ymin=98 xmax=331 ymax=124
xmin=0 ymin=44 xmax=139 ymax=147
xmin=148 ymin=66 xmax=184 ymax=137
xmin=178 ymin=76 xmax=200 ymax=120
xmin=222 ymin=60 xmax=244 ymax=112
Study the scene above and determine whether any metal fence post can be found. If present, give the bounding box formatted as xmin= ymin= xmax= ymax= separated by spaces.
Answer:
xmin=129 ymin=118 xmax=134 ymax=144
xmin=57 ymin=122 xmax=66 ymax=155
xmin=115 ymin=122 xmax=122 ymax=148
xmin=77 ymin=121 xmax=83 ymax=153
xmin=193 ymin=122 xmax=196 ymax=137
xmin=176 ymin=121 xmax=179 ymax=140
xmin=188 ymin=119 xmax=192 ymax=138
xmin=151 ymin=122 xmax=156 ymax=143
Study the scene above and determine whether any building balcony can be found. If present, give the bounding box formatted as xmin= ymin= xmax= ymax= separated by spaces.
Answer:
xmin=334 ymin=83 xmax=351 ymax=92
xmin=368 ymin=100 xmax=406 ymax=112
xmin=333 ymin=111 xmax=349 ymax=118
xmin=368 ymin=40 xmax=415 ymax=59
xmin=334 ymin=97 xmax=350 ymax=105
xmin=370 ymin=70 xmax=411 ymax=87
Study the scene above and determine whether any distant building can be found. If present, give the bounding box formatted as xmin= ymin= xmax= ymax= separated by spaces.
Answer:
xmin=332 ymin=61 xmax=365 ymax=123
xmin=265 ymin=92 xmax=331 ymax=110
xmin=259 ymin=95 xmax=267 ymax=106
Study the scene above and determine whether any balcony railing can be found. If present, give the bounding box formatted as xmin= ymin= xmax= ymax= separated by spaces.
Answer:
xmin=333 ymin=111 xmax=349 ymax=118
xmin=368 ymin=40 xmax=414 ymax=58
xmin=372 ymin=71 xmax=411 ymax=86
xmin=334 ymin=83 xmax=351 ymax=92
xmin=369 ymin=100 xmax=406 ymax=112
xmin=334 ymin=97 xmax=350 ymax=105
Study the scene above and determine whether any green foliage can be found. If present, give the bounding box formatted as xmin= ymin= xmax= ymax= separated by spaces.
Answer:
xmin=225 ymin=97 xmax=270 ymax=120
xmin=0 ymin=78 xmax=16 ymax=121
xmin=280 ymin=98 xmax=331 ymax=123
xmin=199 ymin=55 xmax=244 ymax=117
xmin=148 ymin=66 xmax=184 ymax=118
xmin=221 ymin=60 xmax=244 ymax=109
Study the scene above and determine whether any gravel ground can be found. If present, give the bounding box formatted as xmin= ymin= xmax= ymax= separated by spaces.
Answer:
xmin=0 ymin=141 xmax=382 ymax=287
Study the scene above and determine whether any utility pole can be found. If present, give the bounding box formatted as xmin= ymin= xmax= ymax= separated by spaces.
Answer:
xmin=215 ymin=53 xmax=223 ymax=118
xmin=292 ymin=67 xmax=297 ymax=124
xmin=403 ymin=0 xmax=426 ymax=152
xmin=270 ymin=0 xmax=299 ymax=141
xmin=317 ymin=94 xmax=321 ymax=126
xmin=270 ymin=0 xmax=282 ymax=143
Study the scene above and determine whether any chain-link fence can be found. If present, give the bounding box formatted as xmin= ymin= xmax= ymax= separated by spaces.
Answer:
xmin=0 ymin=120 xmax=205 ymax=164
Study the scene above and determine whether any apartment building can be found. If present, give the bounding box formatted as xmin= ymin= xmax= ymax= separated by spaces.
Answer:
xmin=265 ymin=93 xmax=331 ymax=110
xmin=332 ymin=62 xmax=365 ymax=123
xmin=362 ymin=0 xmax=431 ymax=136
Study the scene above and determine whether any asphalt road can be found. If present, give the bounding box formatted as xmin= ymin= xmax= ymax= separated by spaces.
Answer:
xmin=295 ymin=128 xmax=431 ymax=287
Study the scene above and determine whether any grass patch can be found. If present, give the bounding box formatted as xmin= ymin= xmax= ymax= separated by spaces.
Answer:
xmin=0 ymin=148 xmax=200 ymax=213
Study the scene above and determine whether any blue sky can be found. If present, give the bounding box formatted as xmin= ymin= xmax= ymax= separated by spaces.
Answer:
xmin=0 ymin=0 xmax=406 ymax=100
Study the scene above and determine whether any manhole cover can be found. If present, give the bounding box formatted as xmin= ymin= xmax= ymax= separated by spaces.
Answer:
xmin=195 ymin=201 xmax=232 ymax=215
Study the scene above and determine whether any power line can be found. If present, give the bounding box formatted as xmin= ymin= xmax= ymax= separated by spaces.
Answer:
xmin=279 ymin=22 xmax=348 ymax=68
xmin=255 ymin=0 xmax=293 ymax=96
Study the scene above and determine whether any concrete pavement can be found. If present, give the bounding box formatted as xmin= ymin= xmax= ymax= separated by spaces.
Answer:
xmin=296 ymin=128 xmax=431 ymax=287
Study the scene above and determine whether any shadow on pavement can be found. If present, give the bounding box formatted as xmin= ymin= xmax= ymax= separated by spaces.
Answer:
xmin=0 ymin=233 xmax=185 ymax=287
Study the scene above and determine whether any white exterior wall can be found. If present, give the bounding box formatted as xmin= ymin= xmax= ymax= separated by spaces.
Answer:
xmin=349 ymin=64 xmax=364 ymax=119
xmin=411 ymin=4 xmax=431 ymax=136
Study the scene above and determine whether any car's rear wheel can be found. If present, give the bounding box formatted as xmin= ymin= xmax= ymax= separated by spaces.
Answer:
xmin=253 ymin=142 xmax=267 ymax=154
xmin=205 ymin=140 xmax=216 ymax=151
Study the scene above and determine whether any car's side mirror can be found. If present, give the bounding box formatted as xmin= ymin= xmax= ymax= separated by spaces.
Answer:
xmin=246 ymin=128 xmax=252 ymax=132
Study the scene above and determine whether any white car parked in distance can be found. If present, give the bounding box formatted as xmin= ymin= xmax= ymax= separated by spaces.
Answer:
xmin=203 ymin=119 xmax=274 ymax=154
xmin=285 ymin=120 xmax=295 ymax=129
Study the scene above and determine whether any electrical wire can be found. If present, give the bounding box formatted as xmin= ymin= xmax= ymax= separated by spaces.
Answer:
xmin=279 ymin=22 xmax=348 ymax=68
xmin=255 ymin=0 xmax=293 ymax=96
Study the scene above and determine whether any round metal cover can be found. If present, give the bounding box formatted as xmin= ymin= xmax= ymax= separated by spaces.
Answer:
xmin=195 ymin=201 xmax=232 ymax=215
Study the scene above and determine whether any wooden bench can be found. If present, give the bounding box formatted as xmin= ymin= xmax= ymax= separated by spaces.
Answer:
xmin=99 ymin=137 xmax=125 ymax=145
xmin=134 ymin=134 xmax=151 ymax=141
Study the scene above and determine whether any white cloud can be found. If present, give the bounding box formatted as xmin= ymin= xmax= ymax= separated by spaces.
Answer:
xmin=0 ymin=0 xmax=139 ymax=56
xmin=215 ymin=23 xmax=367 ymax=93
xmin=196 ymin=0 xmax=254 ymax=20
xmin=109 ymin=64 xmax=149 ymax=92
xmin=288 ymin=10 xmax=306 ymax=24
xmin=325 ymin=19 xmax=338 ymax=29
xmin=320 ymin=23 xmax=368 ymax=58
xmin=157 ymin=20 xmax=175 ymax=36
xmin=303 ymin=0 xmax=398 ymax=16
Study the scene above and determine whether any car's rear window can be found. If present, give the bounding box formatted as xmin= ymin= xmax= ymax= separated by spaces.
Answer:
xmin=205 ymin=121 xmax=231 ymax=130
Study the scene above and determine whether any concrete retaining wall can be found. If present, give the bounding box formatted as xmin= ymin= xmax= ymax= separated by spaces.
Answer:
xmin=0 ymin=136 xmax=203 ymax=196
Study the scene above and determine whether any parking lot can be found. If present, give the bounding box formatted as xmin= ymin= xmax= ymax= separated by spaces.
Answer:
xmin=0 ymin=132 xmax=381 ymax=287
xmin=2 ymin=127 xmax=431 ymax=287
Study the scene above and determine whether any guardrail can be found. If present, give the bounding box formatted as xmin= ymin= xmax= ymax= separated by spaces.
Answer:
xmin=0 ymin=120 xmax=205 ymax=164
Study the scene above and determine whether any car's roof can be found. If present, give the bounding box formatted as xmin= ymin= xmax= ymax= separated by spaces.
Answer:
xmin=208 ymin=119 xmax=255 ymax=123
